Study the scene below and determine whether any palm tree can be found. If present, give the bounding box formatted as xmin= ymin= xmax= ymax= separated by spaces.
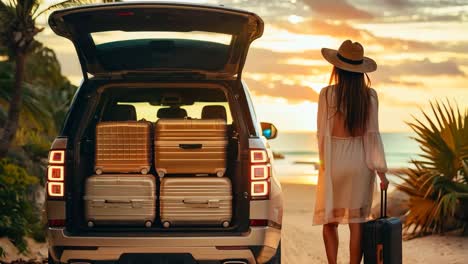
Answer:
xmin=0 ymin=0 xmax=115 ymax=159
xmin=396 ymin=100 xmax=468 ymax=237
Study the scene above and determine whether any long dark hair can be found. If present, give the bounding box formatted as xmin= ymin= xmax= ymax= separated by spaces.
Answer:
xmin=328 ymin=66 xmax=371 ymax=136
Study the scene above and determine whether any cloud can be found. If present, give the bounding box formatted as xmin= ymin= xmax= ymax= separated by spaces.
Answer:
xmin=370 ymin=58 xmax=466 ymax=87
xmin=379 ymin=58 xmax=465 ymax=77
xmin=271 ymin=19 xmax=447 ymax=53
xmin=244 ymin=77 xmax=319 ymax=103
xmin=245 ymin=48 xmax=327 ymax=75
xmin=302 ymin=0 xmax=374 ymax=20
xmin=274 ymin=20 xmax=364 ymax=39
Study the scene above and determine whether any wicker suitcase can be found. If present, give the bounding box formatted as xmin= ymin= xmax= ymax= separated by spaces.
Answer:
xmin=160 ymin=177 xmax=232 ymax=228
xmin=154 ymin=119 xmax=227 ymax=177
xmin=84 ymin=174 xmax=156 ymax=227
xmin=95 ymin=121 xmax=152 ymax=174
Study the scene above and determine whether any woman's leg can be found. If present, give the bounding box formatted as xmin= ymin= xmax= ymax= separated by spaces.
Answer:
xmin=323 ymin=222 xmax=339 ymax=264
xmin=349 ymin=223 xmax=363 ymax=264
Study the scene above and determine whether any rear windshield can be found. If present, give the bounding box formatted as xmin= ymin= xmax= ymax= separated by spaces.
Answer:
xmin=92 ymin=31 xmax=232 ymax=45
xmin=99 ymin=87 xmax=233 ymax=124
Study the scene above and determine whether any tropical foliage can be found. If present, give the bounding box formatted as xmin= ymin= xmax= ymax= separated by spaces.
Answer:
xmin=0 ymin=159 xmax=39 ymax=252
xmin=0 ymin=0 xmax=88 ymax=253
xmin=396 ymin=100 xmax=468 ymax=237
xmin=0 ymin=0 xmax=115 ymax=158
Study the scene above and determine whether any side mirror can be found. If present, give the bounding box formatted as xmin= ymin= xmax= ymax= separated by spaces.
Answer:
xmin=260 ymin=122 xmax=278 ymax=140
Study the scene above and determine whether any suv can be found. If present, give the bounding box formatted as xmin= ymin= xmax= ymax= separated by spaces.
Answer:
xmin=46 ymin=2 xmax=283 ymax=264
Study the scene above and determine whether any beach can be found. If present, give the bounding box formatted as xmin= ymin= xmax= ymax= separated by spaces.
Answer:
xmin=1 ymin=180 xmax=468 ymax=263
xmin=281 ymin=182 xmax=468 ymax=264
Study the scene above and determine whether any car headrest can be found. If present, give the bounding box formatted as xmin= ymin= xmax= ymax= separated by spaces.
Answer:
xmin=201 ymin=105 xmax=227 ymax=121
xmin=157 ymin=107 xmax=188 ymax=119
xmin=103 ymin=105 xmax=137 ymax=121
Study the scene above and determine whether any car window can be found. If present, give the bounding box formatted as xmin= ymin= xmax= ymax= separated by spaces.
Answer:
xmin=117 ymin=102 xmax=233 ymax=124
xmin=92 ymin=31 xmax=232 ymax=45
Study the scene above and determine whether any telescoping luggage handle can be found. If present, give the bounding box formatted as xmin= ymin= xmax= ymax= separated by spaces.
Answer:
xmin=380 ymin=189 xmax=388 ymax=218
xmin=179 ymin=143 xmax=203 ymax=149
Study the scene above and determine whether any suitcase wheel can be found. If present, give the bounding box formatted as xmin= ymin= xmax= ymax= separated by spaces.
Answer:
xmin=87 ymin=221 xmax=95 ymax=228
xmin=141 ymin=168 xmax=148 ymax=175
xmin=95 ymin=168 xmax=103 ymax=175
xmin=222 ymin=221 xmax=230 ymax=228
xmin=162 ymin=221 xmax=171 ymax=228
xmin=144 ymin=220 xmax=152 ymax=228
xmin=157 ymin=170 xmax=166 ymax=178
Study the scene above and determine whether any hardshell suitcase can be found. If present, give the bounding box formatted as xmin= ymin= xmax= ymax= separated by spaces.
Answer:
xmin=363 ymin=189 xmax=403 ymax=264
xmin=160 ymin=177 xmax=232 ymax=228
xmin=84 ymin=174 xmax=156 ymax=227
xmin=154 ymin=119 xmax=227 ymax=177
xmin=95 ymin=121 xmax=151 ymax=174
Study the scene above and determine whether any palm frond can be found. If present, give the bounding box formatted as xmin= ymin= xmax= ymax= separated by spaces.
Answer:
xmin=35 ymin=0 xmax=120 ymax=18
xmin=397 ymin=100 xmax=468 ymax=237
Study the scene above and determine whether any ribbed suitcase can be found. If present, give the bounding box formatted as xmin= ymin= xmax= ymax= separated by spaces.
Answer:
xmin=160 ymin=177 xmax=232 ymax=228
xmin=84 ymin=174 xmax=156 ymax=227
xmin=363 ymin=190 xmax=403 ymax=264
xmin=154 ymin=119 xmax=227 ymax=177
xmin=95 ymin=121 xmax=152 ymax=174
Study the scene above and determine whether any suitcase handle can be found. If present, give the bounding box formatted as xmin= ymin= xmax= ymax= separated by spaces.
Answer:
xmin=179 ymin=143 xmax=202 ymax=149
xmin=106 ymin=199 xmax=132 ymax=204
xmin=105 ymin=199 xmax=144 ymax=208
xmin=380 ymin=189 xmax=387 ymax=218
xmin=183 ymin=199 xmax=220 ymax=208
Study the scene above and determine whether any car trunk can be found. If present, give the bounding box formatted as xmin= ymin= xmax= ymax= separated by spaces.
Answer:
xmin=48 ymin=2 xmax=263 ymax=80
xmin=65 ymin=80 xmax=251 ymax=235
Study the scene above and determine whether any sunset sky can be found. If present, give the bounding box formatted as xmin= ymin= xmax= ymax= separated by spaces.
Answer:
xmin=37 ymin=0 xmax=468 ymax=132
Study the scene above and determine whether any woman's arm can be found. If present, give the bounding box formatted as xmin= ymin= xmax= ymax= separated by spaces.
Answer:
xmin=317 ymin=88 xmax=327 ymax=170
xmin=364 ymin=89 xmax=389 ymax=189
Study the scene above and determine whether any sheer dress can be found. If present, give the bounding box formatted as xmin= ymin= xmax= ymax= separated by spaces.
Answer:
xmin=313 ymin=86 xmax=388 ymax=225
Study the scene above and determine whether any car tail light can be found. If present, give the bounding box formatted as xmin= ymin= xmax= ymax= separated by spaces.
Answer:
xmin=48 ymin=166 xmax=64 ymax=181
xmin=47 ymin=149 xmax=65 ymax=199
xmin=250 ymin=150 xmax=268 ymax=163
xmin=48 ymin=219 xmax=66 ymax=227
xmin=249 ymin=219 xmax=268 ymax=227
xmin=48 ymin=182 xmax=64 ymax=197
xmin=48 ymin=150 xmax=65 ymax=164
xmin=250 ymin=149 xmax=270 ymax=200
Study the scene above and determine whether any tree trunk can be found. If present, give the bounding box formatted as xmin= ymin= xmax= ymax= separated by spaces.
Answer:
xmin=0 ymin=52 xmax=26 ymax=159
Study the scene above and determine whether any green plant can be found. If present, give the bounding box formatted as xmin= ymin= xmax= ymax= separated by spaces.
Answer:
xmin=396 ymin=100 xmax=468 ymax=237
xmin=0 ymin=0 xmax=116 ymax=159
xmin=0 ymin=158 xmax=39 ymax=252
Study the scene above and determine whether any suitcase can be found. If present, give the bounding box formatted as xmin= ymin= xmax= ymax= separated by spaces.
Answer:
xmin=160 ymin=177 xmax=232 ymax=228
xmin=363 ymin=189 xmax=403 ymax=264
xmin=84 ymin=174 xmax=156 ymax=227
xmin=95 ymin=121 xmax=152 ymax=174
xmin=154 ymin=119 xmax=227 ymax=177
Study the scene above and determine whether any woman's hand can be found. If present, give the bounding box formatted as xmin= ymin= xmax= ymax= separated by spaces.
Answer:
xmin=377 ymin=171 xmax=389 ymax=190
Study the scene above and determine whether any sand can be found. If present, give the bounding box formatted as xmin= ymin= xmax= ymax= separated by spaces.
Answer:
xmin=281 ymin=183 xmax=468 ymax=264
xmin=1 ymin=182 xmax=468 ymax=263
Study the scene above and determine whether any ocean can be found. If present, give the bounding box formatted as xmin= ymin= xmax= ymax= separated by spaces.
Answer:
xmin=268 ymin=132 xmax=422 ymax=184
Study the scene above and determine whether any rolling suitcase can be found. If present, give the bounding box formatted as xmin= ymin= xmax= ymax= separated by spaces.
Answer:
xmin=84 ymin=174 xmax=156 ymax=227
xmin=95 ymin=121 xmax=152 ymax=174
xmin=363 ymin=189 xmax=403 ymax=264
xmin=160 ymin=177 xmax=232 ymax=228
xmin=154 ymin=119 xmax=227 ymax=177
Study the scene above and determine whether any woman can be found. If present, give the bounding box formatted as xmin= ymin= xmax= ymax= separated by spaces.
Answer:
xmin=313 ymin=40 xmax=389 ymax=264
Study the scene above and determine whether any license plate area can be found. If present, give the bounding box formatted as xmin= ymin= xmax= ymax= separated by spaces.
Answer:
xmin=119 ymin=253 xmax=196 ymax=264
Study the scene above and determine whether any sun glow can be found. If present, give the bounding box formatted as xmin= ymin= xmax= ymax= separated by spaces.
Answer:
xmin=253 ymin=26 xmax=340 ymax=52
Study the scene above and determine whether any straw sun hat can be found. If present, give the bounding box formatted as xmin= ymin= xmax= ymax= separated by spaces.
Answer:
xmin=321 ymin=40 xmax=377 ymax=73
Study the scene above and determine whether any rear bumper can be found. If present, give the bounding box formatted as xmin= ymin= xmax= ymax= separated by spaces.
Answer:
xmin=48 ymin=226 xmax=280 ymax=264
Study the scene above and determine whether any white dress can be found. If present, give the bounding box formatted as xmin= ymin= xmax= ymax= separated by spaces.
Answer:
xmin=313 ymin=86 xmax=388 ymax=225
